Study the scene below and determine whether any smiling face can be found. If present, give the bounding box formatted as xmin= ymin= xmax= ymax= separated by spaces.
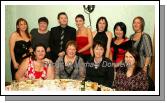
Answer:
xmin=98 ymin=19 xmax=106 ymax=32
xmin=114 ymin=26 xmax=124 ymax=39
xmin=125 ymin=51 xmax=136 ymax=67
xmin=75 ymin=17 xmax=84 ymax=29
xmin=133 ymin=18 xmax=142 ymax=32
xmin=58 ymin=14 xmax=68 ymax=26
xmin=17 ymin=20 xmax=27 ymax=32
xmin=34 ymin=46 xmax=46 ymax=60
xmin=94 ymin=45 xmax=104 ymax=58
xmin=38 ymin=21 xmax=48 ymax=31
xmin=66 ymin=45 xmax=76 ymax=58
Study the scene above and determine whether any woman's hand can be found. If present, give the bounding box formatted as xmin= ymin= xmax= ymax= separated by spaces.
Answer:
xmin=143 ymin=66 xmax=147 ymax=74
xmin=29 ymin=47 xmax=33 ymax=53
xmin=58 ymin=51 xmax=65 ymax=57
xmin=14 ymin=62 xmax=19 ymax=69
xmin=46 ymin=47 xmax=51 ymax=52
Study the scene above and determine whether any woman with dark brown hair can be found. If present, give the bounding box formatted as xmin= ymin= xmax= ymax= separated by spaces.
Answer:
xmin=9 ymin=18 xmax=33 ymax=80
xmin=15 ymin=43 xmax=54 ymax=80
xmin=92 ymin=17 xmax=112 ymax=58
xmin=112 ymin=48 xmax=149 ymax=91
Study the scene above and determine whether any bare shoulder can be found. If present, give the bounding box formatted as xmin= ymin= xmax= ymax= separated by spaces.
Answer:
xmin=20 ymin=57 xmax=30 ymax=65
xmin=29 ymin=34 xmax=32 ymax=39
xmin=10 ymin=32 xmax=18 ymax=39
xmin=92 ymin=31 xmax=97 ymax=38
xmin=106 ymin=31 xmax=112 ymax=38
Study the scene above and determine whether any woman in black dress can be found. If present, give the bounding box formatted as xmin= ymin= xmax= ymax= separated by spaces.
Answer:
xmin=92 ymin=17 xmax=112 ymax=58
xmin=9 ymin=18 xmax=32 ymax=80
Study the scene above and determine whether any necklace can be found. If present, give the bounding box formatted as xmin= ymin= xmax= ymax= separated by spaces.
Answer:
xmin=94 ymin=57 xmax=102 ymax=69
xmin=65 ymin=56 xmax=75 ymax=66
xmin=34 ymin=61 xmax=44 ymax=71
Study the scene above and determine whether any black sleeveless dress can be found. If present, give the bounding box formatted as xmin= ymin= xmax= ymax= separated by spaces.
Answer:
xmin=93 ymin=31 xmax=108 ymax=47
xmin=11 ymin=40 xmax=31 ymax=80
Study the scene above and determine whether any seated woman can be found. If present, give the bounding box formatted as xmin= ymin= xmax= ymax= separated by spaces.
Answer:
xmin=112 ymin=48 xmax=148 ymax=91
xmin=15 ymin=43 xmax=54 ymax=81
xmin=85 ymin=41 xmax=114 ymax=87
xmin=55 ymin=40 xmax=86 ymax=80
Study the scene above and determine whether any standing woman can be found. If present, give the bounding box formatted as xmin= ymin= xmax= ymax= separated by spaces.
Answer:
xmin=110 ymin=22 xmax=131 ymax=68
xmin=130 ymin=16 xmax=153 ymax=75
xmin=9 ymin=18 xmax=32 ymax=80
xmin=93 ymin=17 xmax=112 ymax=58
xmin=30 ymin=17 xmax=51 ymax=59
xmin=75 ymin=14 xmax=93 ymax=62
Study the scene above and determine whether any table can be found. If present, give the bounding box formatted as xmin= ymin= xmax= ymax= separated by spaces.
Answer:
xmin=5 ymin=79 xmax=115 ymax=91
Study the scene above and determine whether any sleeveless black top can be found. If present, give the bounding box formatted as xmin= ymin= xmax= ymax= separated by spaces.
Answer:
xmin=14 ymin=40 xmax=31 ymax=63
xmin=93 ymin=31 xmax=108 ymax=47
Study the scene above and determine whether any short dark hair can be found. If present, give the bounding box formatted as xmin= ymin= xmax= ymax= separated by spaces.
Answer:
xmin=31 ymin=43 xmax=47 ymax=60
xmin=93 ymin=40 xmax=106 ymax=57
xmin=57 ymin=12 xmax=68 ymax=20
xmin=96 ymin=16 xmax=108 ymax=32
xmin=113 ymin=22 xmax=127 ymax=39
xmin=38 ymin=17 xmax=49 ymax=25
xmin=75 ymin=14 xmax=85 ymax=21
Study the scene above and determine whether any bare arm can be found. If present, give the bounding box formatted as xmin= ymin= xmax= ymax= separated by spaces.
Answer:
xmin=44 ymin=58 xmax=55 ymax=79
xmin=15 ymin=58 xmax=29 ymax=81
xmin=105 ymin=31 xmax=112 ymax=58
xmin=109 ymin=50 xmax=113 ymax=61
xmin=78 ymin=28 xmax=93 ymax=53
xmin=90 ymin=31 xmax=97 ymax=56
xmin=9 ymin=32 xmax=19 ymax=69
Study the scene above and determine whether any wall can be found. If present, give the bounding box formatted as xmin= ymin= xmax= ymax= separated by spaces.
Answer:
xmin=5 ymin=5 xmax=155 ymax=82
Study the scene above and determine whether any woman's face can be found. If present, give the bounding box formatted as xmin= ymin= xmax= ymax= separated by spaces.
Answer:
xmin=98 ymin=19 xmax=106 ymax=32
xmin=115 ymin=26 xmax=124 ymax=39
xmin=34 ymin=46 xmax=46 ymax=60
xmin=58 ymin=14 xmax=68 ymax=26
xmin=39 ymin=21 xmax=48 ymax=31
xmin=94 ymin=45 xmax=104 ymax=58
xmin=66 ymin=45 xmax=76 ymax=58
xmin=75 ymin=17 xmax=84 ymax=28
xmin=125 ymin=51 xmax=135 ymax=67
xmin=17 ymin=20 xmax=27 ymax=32
xmin=133 ymin=18 xmax=142 ymax=32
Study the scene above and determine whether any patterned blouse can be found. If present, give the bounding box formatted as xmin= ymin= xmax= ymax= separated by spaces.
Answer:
xmin=112 ymin=67 xmax=148 ymax=91
xmin=55 ymin=55 xmax=86 ymax=80
xmin=25 ymin=58 xmax=48 ymax=80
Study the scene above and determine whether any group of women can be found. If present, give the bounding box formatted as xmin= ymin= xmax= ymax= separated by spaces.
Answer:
xmin=9 ymin=12 xmax=154 ymax=91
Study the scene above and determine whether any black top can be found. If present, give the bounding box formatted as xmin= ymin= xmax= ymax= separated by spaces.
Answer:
xmin=49 ymin=26 xmax=76 ymax=62
xmin=14 ymin=40 xmax=32 ymax=63
xmin=30 ymin=28 xmax=50 ymax=49
xmin=85 ymin=57 xmax=114 ymax=87
xmin=93 ymin=31 xmax=108 ymax=47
